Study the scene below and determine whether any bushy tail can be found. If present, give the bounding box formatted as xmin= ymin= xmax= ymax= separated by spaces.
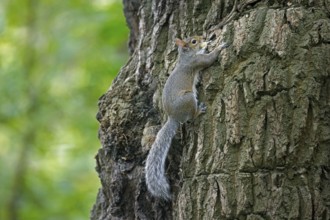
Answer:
xmin=145 ymin=117 xmax=179 ymax=200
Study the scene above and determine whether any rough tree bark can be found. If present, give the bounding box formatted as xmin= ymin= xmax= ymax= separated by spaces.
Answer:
xmin=91 ymin=0 xmax=330 ymax=219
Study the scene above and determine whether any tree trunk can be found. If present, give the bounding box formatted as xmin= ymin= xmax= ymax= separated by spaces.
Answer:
xmin=91 ymin=0 xmax=330 ymax=219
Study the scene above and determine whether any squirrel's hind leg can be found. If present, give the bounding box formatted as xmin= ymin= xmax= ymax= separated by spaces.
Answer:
xmin=170 ymin=91 xmax=198 ymax=123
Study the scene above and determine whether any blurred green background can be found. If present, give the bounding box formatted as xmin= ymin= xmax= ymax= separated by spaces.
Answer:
xmin=0 ymin=0 xmax=129 ymax=219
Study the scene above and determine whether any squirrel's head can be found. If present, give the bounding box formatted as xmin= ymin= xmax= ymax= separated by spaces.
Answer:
xmin=175 ymin=36 xmax=208 ymax=56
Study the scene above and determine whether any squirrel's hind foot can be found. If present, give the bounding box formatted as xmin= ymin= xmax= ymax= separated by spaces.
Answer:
xmin=198 ymin=102 xmax=207 ymax=115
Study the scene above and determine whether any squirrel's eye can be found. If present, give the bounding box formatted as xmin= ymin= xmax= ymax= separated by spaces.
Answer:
xmin=191 ymin=39 xmax=197 ymax=44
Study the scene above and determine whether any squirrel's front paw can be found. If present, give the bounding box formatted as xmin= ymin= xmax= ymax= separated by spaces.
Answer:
xmin=219 ymin=42 xmax=229 ymax=49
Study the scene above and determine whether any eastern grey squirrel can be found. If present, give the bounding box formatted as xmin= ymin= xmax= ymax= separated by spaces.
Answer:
xmin=145 ymin=36 xmax=228 ymax=200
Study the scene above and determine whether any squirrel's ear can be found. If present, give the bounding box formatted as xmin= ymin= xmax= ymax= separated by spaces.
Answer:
xmin=175 ymin=38 xmax=186 ymax=48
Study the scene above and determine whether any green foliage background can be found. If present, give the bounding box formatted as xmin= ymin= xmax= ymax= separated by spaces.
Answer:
xmin=0 ymin=0 xmax=128 ymax=219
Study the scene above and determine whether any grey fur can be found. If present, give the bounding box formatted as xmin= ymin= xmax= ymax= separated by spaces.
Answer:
xmin=145 ymin=37 xmax=228 ymax=200
xmin=145 ymin=117 xmax=179 ymax=200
